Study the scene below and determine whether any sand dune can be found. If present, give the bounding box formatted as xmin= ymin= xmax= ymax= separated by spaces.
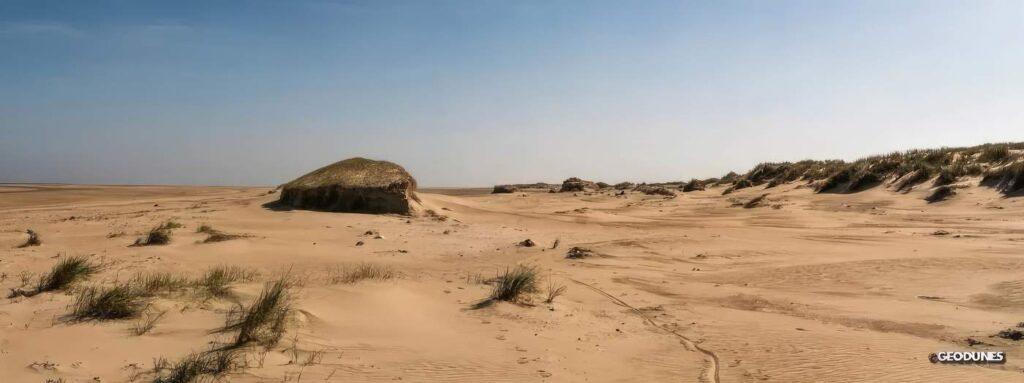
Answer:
xmin=2 ymin=181 xmax=1023 ymax=382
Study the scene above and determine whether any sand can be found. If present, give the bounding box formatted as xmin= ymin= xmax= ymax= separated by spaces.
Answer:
xmin=2 ymin=182 xmax=1023 ymax=382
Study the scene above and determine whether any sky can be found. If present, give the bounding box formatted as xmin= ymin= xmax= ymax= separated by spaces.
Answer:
xmin=1 ymin=0 xmax=1022 ymax=187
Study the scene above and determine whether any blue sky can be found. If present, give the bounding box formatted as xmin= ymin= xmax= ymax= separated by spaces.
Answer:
xmin=1 ymin=1 xmax=1022 ymax=186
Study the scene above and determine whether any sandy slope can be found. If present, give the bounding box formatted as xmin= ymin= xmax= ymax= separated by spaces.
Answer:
xmin=1 ymin=182 xmax=1023 ymax=382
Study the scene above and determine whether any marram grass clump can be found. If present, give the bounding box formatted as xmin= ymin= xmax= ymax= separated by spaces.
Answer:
xmin=473 ymin=265 xmax=539 ymax=308
xmin=70 ymin=284 xmax=146 ymax=321
xmin=9 ymin=256 xmax=98 ymax=298
xmin=195 ymin=265 xmax=257 ymax=298
xmin=218 ymin=277 xmax=292 ymax=348
xmin=133 ymin=220 xmax=181 ymax=246
xmin=152 ymin=348 xmax=239 ymax=383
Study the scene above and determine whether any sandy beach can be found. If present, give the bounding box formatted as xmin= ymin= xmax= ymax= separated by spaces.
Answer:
xmin=2 ymin=181 xmax=1022 ymax=382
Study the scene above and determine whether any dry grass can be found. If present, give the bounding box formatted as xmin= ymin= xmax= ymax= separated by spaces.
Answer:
xmin=465 ymin=272 xmax=488 ymax=285
xmin=196 ymin=224 xmax=246 ymax=244
xmin=17 ymin=229 xmax=41 ymax=248
xmin=287 ymin=335 xmax=326 ymax=366
xmin=9 ymin=255 xmax=98 ymax=298
xmin=544 ymin=279 xmax=567 ymax=304
xmin=130 ymin=266 xmax=255 ymax=300
xmin=131 ymin=309 xmax=167 ymax=336
xmin=219 ymin=277 xmax=292 ymax=348
xmin=202 ymin=231 xmax=245 ymax=244
xmin=37 ymin=255 xmax=98 ymax=292
xmin=196 ymin=266 xmax=257 ymax=298
xmin=283 ymin=157 xmax=415 ymax=190
xmin=979 ymin=145 xmax=1012 ymax=163
xmin=70 ymin=284 xmax=146 ymax=321
xmin=136 ymin=229 xmax=171 ymax=246
xmin=152 ymin=348 xmax=239 ymax=383
xmin=133 ymin=272 xmax=192 ymax=297
xmin=328 ymin=263 xmax=396 ymax=284
xmin=474 ymin=265 xmax=538 ymax=308
xmin=133 ymin=221 xmax=181 ymax=246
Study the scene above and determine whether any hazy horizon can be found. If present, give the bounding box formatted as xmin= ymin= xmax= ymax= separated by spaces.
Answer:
xmin=3 ymin=1 xmax=1023 ymax=187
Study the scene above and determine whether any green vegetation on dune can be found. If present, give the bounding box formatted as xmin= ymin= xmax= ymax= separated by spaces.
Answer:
xmin=712 ymin=142 xmax=1024 ymax=198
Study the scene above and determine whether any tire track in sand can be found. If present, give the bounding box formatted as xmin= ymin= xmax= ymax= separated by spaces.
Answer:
xmin=567 ymin=277 xmax=721 ymax=383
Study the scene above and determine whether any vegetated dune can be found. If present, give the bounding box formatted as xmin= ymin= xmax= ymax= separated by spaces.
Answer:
xmin=2 ymin=143 xmax=1024 ymax=382
xmin=706 ymin=142 xmax=1024 ymax=199
xmin=278 ymin=157 xmax=422 ymax=215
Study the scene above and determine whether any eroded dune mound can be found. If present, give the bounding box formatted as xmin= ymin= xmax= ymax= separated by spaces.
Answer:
xmin=279 ymin=157 xmax=420 ymax=214
xmin=492 ymin=185 xmax=517 ymax=194
xmin=560 ymin=177 xmax=597 ymax=192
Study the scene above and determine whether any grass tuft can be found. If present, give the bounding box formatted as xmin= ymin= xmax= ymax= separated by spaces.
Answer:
xmin=544 ymin=279 xmax=567 ymax=304
xmin=38 ymin=255 xmax=98 ymax=293
xmin=131 ymin=309 xmax=167 ymax=336
xmin=70 ymin=284 xmax=145 ymax=321
xmin=152 ymin=348 xmax=238 ymax=383
xmin=195 ymin=266 xmax=257 ymax=298
xmin=474 ymin=265 xmax=538 ymax=308
xmin=133 ymin=222 xmax=176 ymax=246
xmin=219 ymin=277 xmax=292 ymax=348
xmin=17 ymin=229 xmax=41 ymax=248
xmin=202 ymin=232 xmax=244 ymax=244
xmin=9 ymin=256 xmax=98 ymax=298
xmin=133 ymin=272 xmax=192 ymax=297
xmin=328 ymin=263 xmax=396 ymax=284
xmin=196 ymin=224 xmax=246 ymax=244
